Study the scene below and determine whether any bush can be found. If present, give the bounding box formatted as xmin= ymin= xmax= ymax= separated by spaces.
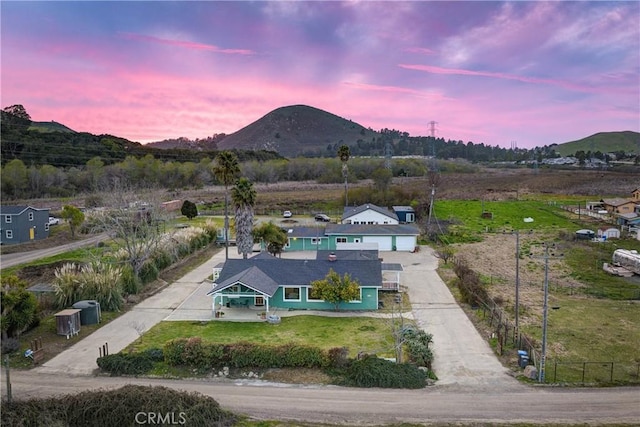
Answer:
xmin=119 ymin=265 xmax=140 ymax=295
xmin=0 ymin=385 xmax=239 ymax=427
xmin=96 ymin=353 xmax=154 ymax=375
xmin=327 ymin=346 xmax=349 ymax=368
xmin=138 ymin=261 xmax=159 ymax=284
xmin=152 ymin=249 xmax=174 ymax=271
xmin=342 ymin=355 xmax=427 ymax=389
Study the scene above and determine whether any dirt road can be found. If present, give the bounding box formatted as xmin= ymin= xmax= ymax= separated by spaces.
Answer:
xmin=2 ymin=371 xmax=639 ymax=425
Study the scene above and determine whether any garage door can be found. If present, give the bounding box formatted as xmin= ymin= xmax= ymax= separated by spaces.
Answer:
xmin=363 ymin=236 xmax=393 ymax=251
xmin=395 ymin=236 xmax=416 ymax=251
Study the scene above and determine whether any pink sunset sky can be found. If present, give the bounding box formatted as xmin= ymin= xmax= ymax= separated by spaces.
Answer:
xmin=1 ymin=1 xmax=638 ymax=149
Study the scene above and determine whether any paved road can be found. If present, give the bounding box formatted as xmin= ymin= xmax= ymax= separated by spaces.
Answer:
xmin=0 ymin=233 xmax=109 ymax=269
xmin=3 ymin=372 xmax=639 ymax=425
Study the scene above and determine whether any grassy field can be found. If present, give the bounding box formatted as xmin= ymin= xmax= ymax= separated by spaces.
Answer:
xmin=433 ymin=200 xmax=584 ymax=244
xmin=127 ymin=316 xmax=397 ymax=359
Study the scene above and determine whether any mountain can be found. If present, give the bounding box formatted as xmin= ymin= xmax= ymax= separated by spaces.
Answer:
xmin=216 ymin=105 xmax=377 ymax=157
xmin=553 ymin=131 xmax=639 ymax=156
xmin=29 ymin=120 xmax=76 ymax=133
xmin=146 ymin=135 xmax=225 ymax=151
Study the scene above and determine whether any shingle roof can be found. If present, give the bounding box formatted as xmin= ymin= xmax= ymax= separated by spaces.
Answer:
xmin=0 ymin=205 xmax=49 ymax=215
xmin=209 ymin=253 xmax=382 ymax=296
xmin=325 ymin=223 xmax=420 ymax=236
xmin=342 ymin=203 xmax=398 ymax=221
xmin=283 ymin=226 xmax=327 ymax=238
xmin=392 ymin=206 xmax=415 ymax=213
xmin=315 ymin=249 xmax=379 ymax=261
xmin=601 ymin=198 xmax=634 ymax=207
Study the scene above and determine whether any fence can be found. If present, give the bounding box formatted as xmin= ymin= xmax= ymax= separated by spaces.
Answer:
xmin=470 ymin=291 xmax=639 ymax=384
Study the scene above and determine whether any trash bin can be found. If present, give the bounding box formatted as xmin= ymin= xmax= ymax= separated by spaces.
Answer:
xmin=517 ymin=350 xmax=529 ymax=369
xmin=72 ymin=300 xmax=101 ymax=325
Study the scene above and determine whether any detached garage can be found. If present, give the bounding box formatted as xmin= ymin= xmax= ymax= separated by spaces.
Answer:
xmin=325 ymin=224 xmax=419 ymax=252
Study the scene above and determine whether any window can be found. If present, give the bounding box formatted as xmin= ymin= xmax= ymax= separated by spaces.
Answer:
xmin=255 ymin=296 xmax=265 ymax=306
xmin=283 ymin=287 xmax=300 ymax=301
xmin=310 ymin=237 xmax=320 ymax=245
xmin=5 ymin=230 xmax=13 ymax=239
xmin=230 ymin=285 xmax=240 ymax=293
xmin=336 ymin=237 xmax=347 ymax=243
xmin=28 ymin=212 xmax=34 ymax=221
xmin=5 ymin=215 xmax=11 ymax=223
xmin=349 ymin=288 xmax=363 ymax=303
xmin=307 ymin=287 xmax=323 ymax=301
xmin=45 ymin=224 xmax=50 ymax=231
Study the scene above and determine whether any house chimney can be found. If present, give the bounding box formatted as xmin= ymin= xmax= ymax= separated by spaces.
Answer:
xmin=328 ymin=252 xmax=337 ymax=262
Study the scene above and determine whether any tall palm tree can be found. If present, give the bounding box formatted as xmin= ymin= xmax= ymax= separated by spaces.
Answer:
xmin=338 ymin=145 xmax=350 ymax=206
xmin=231 ymin=177 xmax=256 ymax=259
xmin=213 ymin=151 xmax=240 ymax=260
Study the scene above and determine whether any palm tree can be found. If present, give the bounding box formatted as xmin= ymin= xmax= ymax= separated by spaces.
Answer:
xmin=231 ymin=177 xmax=256 ymax=259
xmin=338 ymin=145 xmax=350 ymax=206
xmin=213 ymin=151 xmax=240 ymax=260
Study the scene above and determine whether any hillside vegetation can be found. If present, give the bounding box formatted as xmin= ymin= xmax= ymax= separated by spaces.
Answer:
xmin=553 ymin=131 xmax=639 ymax=156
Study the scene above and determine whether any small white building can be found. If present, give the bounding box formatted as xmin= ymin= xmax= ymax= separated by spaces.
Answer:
xmin=341 ymin=204 xmax=399 ymax=225
xmin=597 ymin=227 xmax=620 ymax=240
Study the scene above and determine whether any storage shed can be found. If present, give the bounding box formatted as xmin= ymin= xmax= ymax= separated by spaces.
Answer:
xmin=597 ymin=227 xmax=620 ymax=240
xmin=54 ymin=309 xmax=81 ymax=338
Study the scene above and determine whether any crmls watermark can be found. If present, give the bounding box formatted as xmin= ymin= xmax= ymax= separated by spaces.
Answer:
xmin=135 ymin=412 xmax=187 ymax=425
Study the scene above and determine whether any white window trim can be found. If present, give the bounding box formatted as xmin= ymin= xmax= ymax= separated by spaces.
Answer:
xmin=5 ymin=230 xmax=13 ymax=239
xmin=28 ymin=212 xmax=34 ymax=221
xmin=348 ymin=288 xmax=363 ymax=303
xmin=5 ymin=215 xmax=11 ymax=223
xmin=45 ymin=223 xmax=50 ymax=231
xmin=336 ymin=237 xmax=347 ymax=243
xmin=306 ymin=287 xmax=324 ymax=302
xmin=283 ymin=286 xmax=301 ymax=302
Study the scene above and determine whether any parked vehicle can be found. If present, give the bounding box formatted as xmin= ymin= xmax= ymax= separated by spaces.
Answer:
xmin=283 ymin=210 xmax=292 ymax=218
xmin=314 ymin=213 xmax=331 ymax=222
xmin=48 ymin=216 xmax=60 ymax=225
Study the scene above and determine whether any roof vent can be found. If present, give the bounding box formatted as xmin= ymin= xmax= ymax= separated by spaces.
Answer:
xmin=328 ymin=252 xmax=337 ymax=262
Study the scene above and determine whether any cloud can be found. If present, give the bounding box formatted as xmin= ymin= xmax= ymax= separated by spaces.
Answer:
xmin=398 ymin=63 xmax=601 ymax=93
xmin=119 ymin=32 xmax=255 ymax=55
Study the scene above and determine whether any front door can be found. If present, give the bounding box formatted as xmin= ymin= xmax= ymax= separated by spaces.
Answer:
xmin=29 ymin=227 xmax=35 ymax=240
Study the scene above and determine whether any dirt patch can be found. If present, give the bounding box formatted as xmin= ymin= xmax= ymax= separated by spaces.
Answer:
xmin=262 ymin=368 xmax=333 ymax=385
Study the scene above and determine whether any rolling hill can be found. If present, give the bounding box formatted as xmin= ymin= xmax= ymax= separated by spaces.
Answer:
xmin=551 ymin=131 xmax=639 ymax=156
xmin=29 ymin=120 xmax=76 ymax=133
xmin=215 ymin=105 xmax=378 ymax=157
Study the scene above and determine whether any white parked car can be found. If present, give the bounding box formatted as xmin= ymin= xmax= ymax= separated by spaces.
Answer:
xmin=48 ymin=216 xmax=60 ymax=225
xmin=283 ymin=210 xmax=292 ymax=218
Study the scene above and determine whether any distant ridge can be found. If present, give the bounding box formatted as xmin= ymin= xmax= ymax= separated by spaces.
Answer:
xmin=29 ymin=120 xmax=76 ymax=133
xmin=552 ymin=131 xmax=639 ymax=156
xmin=216 ymin=104 xmax=377 ymax=157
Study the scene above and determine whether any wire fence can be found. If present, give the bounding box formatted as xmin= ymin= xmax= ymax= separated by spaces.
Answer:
xmin=473 ymin=293 xmax=639 ymax=385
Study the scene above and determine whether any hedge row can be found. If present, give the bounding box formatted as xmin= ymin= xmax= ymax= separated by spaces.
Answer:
xmin=96 ymin=348 xmax=164 ymax=376
xmin=341 ymin=355 xmax=428 ymax=389
xmin=163 ymin=337 xmax=346 ymax=369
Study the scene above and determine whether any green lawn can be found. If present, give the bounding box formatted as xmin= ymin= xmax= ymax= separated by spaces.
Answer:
xmin=434 ymin=200 xmax=585 ymax=243
xmin=128 ymin=316 xmax=398 ymax=358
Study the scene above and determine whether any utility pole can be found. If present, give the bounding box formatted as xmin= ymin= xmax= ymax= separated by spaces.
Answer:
xmin=515 ymin=230 xmax=520 ymax=341
xmin=540 ymin=244 xmax=550 ymax=383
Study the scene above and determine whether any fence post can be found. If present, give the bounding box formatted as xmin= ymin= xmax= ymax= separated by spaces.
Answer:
xmin=582 ymin=362 xmax=586 ymax=384
xmin=610 ymin=362 xmax=614 ymax=383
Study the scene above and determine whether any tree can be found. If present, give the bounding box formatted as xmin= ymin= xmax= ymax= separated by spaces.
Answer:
xmin=231 ymin=177 xmax=257 ymax=259
xmin=372 ymin=167 xmax=393 ymax=200
xmin=338 ymin=145 xmax=350 ymax=206
xmin=309 ymin=269 xmax=361 ymax=311
xmin=213 ymin=151 xmax=240 ymax=260
xmin=1 ymin=275 xmax=37 ymax=340
xmin=1 ymin=159 xmax=28 ymax=198
xmin=61 ymin=205 xmax=85 ymax=237
xmin=252 ymin=221 xmax=287 ymax=257
xmin=1 ymin=104 xmax=31 ymax=134
xmin=181 ymin=200 xmax=198 ymax=220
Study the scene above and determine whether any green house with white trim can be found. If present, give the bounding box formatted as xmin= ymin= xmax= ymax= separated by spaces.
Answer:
xmin=207 ymin=251 xmax=382 ymax=316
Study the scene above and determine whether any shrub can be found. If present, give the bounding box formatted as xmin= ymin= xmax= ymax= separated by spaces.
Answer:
xmin=0 ymin=385 xmax=238 ymax=427
xmin=119 ymin=265 xmax=140 ymax=295
xmin=152 ymin=249 xmax=174 ymax=271
xmin=138 ymin=261 xmax=159 ymax=284
xmin=327 ymin=346 xmax=349 ymax=368
xmin=342 ymin=355 xmax=427 ymax=389
xmin=96 ymin=353 xmax=154 ymax=375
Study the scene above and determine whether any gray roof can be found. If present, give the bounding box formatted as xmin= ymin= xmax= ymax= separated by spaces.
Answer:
xmin=284 ymin=226 xmax=327 ymax=238
xmin=316 ymin=249 xmax=379 ymax=261
xmin=392 ymin=206 xmax=415 ymax=213
xmin=381 ymin=263 xmax=403 ymax=272
xmin=208 ymin=252 xmax=382 ymax=296
xmin=342 ymin=203 xmax=398 ymax=221
xmin=325 ymin=223 xmax=420 ymax=236
xmin=0 ymin=205 xmax=49 ymax=215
